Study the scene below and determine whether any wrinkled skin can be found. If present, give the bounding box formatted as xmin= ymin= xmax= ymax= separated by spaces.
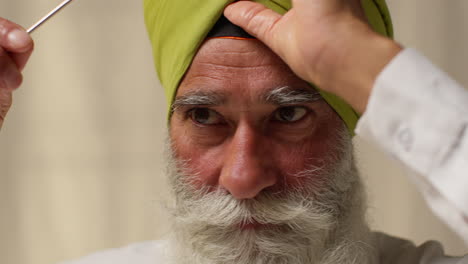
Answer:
xmin=169 ymin=38 xmax=344 ymax=199
xmin=0 ymin=18 xmax=34 ymax=129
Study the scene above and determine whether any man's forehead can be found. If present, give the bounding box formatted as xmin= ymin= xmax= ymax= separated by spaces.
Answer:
xmin=194 ymin=38 xmax=273 ymax=61
xmin=186 ymin=38 xmax=292 ymax=76
xmin=176 ymin=38 xmax=318 ymax=105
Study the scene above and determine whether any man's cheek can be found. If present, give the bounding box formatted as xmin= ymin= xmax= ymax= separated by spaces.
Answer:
xmin=270 ymin=142 xmax=331 ymax=187
xmin=174 ymin=145 xmax=225 ymax=188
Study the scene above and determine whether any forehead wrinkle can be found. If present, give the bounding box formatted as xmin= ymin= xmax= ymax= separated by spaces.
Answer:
xmin=198 ymin=61 xmax=276 ymax=70
xmin=198 ymin=39 xmax=268 ymax=57
xmin=263 ymin=86 xmax=322 ymax=105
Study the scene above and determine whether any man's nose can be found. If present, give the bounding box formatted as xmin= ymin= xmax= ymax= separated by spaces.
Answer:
xmin=219 ymin=123 xmax=277 ymax=199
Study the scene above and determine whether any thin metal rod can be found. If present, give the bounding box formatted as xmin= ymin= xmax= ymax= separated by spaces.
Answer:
xmin=27 ymin=0 xmax=75 ymax=34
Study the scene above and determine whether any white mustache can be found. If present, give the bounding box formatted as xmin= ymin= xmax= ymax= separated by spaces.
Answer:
xmin=174 ymin=184 xmax=341 ymax=234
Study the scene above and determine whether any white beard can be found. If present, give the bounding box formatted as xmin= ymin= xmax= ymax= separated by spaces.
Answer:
xmin=164 ymin=128 xmax=377 ymax=264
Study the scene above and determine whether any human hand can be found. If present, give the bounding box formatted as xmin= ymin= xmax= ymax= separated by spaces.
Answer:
xmin=0 ymin=18 xmax=34 ymax=129
xmin=224 ymin=0 xmax=401 ymax=113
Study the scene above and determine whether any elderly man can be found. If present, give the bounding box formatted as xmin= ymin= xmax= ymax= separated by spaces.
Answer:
xmin=0 ymin=0 xmax=467 ymax=263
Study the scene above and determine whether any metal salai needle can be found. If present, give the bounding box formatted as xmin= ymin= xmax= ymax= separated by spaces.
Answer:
xmin=27 ymin=0 xmax=76 ymax=34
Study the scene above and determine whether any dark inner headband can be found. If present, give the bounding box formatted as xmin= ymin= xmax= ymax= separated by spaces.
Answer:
xmin=207 ymin=15 xmax=255 ymax=39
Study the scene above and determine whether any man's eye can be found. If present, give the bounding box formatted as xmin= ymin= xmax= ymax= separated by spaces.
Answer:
xmin=188 ymin=108 xmax=223 ymax=125
xmin=273 ymin=106 xmax=308 ymax=122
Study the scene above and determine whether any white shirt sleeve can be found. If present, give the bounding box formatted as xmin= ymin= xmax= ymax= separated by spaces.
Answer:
xmin=356 ymin=48 xmax=468 ymax=246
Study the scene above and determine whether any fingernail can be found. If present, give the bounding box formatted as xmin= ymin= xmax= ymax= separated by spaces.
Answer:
xmin=7 ymin=29 xmax=31 ymax=49
xmin=5 ymin=67 xmax=22 ymax=90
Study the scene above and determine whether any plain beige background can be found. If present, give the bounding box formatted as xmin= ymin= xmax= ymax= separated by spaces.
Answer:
xmin=0 ymin=0 xmax=466 ymax=264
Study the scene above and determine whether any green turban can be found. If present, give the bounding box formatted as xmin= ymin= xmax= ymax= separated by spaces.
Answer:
xmin=143 ymin=0 xmax=393 ymax=133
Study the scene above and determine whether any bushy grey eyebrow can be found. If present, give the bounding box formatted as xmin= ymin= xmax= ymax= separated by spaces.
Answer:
xmin=171 ymin=91 xmax=226 ymax=113
xmin=171 ymin=85 xmax=322 ymax=113
xmin=263 ymin=86 xmax=322 ymax=105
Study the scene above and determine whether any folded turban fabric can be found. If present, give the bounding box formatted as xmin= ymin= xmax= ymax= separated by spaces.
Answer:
xmin=143 ymin=0 xmax=393 ymax=134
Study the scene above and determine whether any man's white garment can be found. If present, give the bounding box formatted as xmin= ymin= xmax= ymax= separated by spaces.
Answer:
xmin=60 ymin=233 xmax=465 ymax=264
xmin=61 ymin=48 xmax=468 ymax=263
xmin=357 ymin=48 xmax=468 ymax=246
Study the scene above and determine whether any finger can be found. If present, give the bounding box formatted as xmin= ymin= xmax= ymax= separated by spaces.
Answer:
xmin=10 ymin=45 xmax=34 ymax=72
xmin=0 ymin=47 xmax=23 ymax=91
xmin=0 ymin=18 xmax=33 ymax=53
xmin=0 ymin=18 xmax=34 ymax=70
xmin=224 ymin=1 xmax=283 ymax=47
xmin=0 ymin=89 xmax=13 ymax=129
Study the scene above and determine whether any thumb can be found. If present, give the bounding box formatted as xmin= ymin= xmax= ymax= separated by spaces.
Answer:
xmin=224 ymin=1 xmax=282 ymax=48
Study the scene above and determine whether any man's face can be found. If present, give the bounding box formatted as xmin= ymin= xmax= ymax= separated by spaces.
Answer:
xmin=170 ymin=38 xmax=344 ymax=198
xmin=166 ymin=39 xmax=371 ymax=264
